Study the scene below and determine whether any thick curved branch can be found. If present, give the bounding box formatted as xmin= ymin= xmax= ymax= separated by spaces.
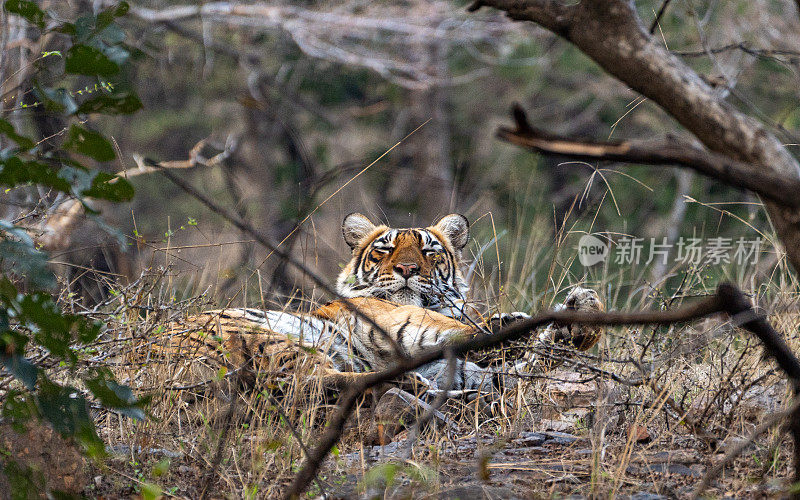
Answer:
xmin=499 ymin=104 xmax=800 ymax=209
xmin=470 ymin=0 xmax=800 ymax=273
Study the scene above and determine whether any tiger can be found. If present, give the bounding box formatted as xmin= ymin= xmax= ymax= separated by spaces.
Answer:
xmin=154 ymin=213 xmax=604 ymax=393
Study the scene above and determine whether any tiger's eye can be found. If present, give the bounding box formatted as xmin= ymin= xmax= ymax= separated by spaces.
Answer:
xmin=428 ymin=251 xmax=444 ymax=263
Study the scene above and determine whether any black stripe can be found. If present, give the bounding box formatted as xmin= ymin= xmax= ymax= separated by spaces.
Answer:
xmin=396 ymin=319 xmax=411 ymax=345
xmin=455 ymin=362 xmax=465 ymax=390
xmin=417 ymin=327 xmax=429 ymax=348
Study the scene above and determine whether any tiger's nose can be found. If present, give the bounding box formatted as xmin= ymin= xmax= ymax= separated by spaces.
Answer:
xmin=394 ymin=262 xmax=419 ymax=279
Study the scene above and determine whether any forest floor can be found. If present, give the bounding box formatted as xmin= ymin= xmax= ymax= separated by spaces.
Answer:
xmin=85 ymin=366 xmax=795 ymax=499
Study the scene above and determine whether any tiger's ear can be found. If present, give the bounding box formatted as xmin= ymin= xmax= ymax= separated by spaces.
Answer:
xmin=433 ymin=214 xmax=469 ymax=251
xmin=342 ymin=213 xmax=377 ymax=249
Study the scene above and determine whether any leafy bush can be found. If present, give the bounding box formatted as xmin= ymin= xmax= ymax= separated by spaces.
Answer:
xmin=0 ymin=0 xmax=145 ymax=485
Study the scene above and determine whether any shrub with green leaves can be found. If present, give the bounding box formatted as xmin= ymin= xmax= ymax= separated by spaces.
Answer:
xmin=0 ymin=0 xmax=146 ymax=483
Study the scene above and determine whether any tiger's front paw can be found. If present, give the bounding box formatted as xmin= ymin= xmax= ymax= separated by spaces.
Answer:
xmin=486 ymin=311 xmax=531 ymax=334
xmin=539 ymin=286 xmax=604 ymax=351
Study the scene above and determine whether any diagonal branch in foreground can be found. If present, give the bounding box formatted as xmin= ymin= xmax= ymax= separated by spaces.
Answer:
xmin=498 ymin=104 xmax=800 ymax=209
xmin=286 ymin=282 xmax=800 ymax=499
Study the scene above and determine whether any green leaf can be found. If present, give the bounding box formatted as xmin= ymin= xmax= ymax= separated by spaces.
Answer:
xmin=98 ymin=23 xmax=126 ymax=45
xmin=35 ymin=87 xmax=78 ymax=114
xmin=64 ymin=44 xmax=119 ymax=77
xmin=0 ymin=353 xmax=38 ymax=390
xmin=0 ymin=240 xmax=55 ymax=289
xmin=74 ymin=14 xmax=97 ymax=42
xmin=75 ymin=319 xmax=102 ymax=345
xmin=363 ymin=463 xmax=401 ymax=490
xmin=76 ymin=92 xmax=142 ymax=115
xmin=86 ymin=370 xmax=147 ymax=420
xmin=82 ymin=171 xmax=134 ymax=202
xmin=19 ymin=293 xmax=76 ymax=361
xmin=64 ymin=125 xmax=115 ymax=161
xmin=2 ymin=459 xmax=46 ymax=499
xmin=100 ymin=42 xmax=129 ymax=65
xmin=3 ymin=0 xmax=46 ymax=29
xmin=151 ymin=458 xmax=170 ymax=477
xmin=0 ymin=156 xmax=72 ymax=192
xmin=36 ymin=380 xmax=104 ymax=457
xmin=96 ymin=1 xmax=129 ymax=31
xmin=57 ymin=22 xmax=76 ymax=36
xmin=140 ymin=483 xmax=162 ymax=500
xmin=0 ymin=119 xmax=35 ymax=150
xmin=0 ymin=158 xmax=132 ymax=202
xmin=1 ymin=390 xmax=37 ymax=432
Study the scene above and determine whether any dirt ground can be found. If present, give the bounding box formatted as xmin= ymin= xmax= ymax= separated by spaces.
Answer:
xmin=82 ymin=373 xmax=796 ymax=499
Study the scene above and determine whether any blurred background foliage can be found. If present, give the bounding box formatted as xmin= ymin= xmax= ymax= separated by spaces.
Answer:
xmin=3 ymin=0 xmax=799 ymax=315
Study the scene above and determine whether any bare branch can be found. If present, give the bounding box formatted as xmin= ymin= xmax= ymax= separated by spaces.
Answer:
xmin=22 ymin=137 xmax=232 ymax=253
xmin=674 ymin=43 xmax=800 ymax=60
xmin=716 ymin=283 xmax=800 ymax=384
xmin=129 ymin=136 xmax=234 ymax=175
xmin=470 ymin=0 xmax=800 ymax=273
xmin=498 ymin=104 xmax=800 ymax=209
xmin=156 ymin=21 xmax=339 ymax=126
xmin=108 ymin=1 xmax=528 ymax=89
xmin=467 ymin=0 xmax=572 ymax=36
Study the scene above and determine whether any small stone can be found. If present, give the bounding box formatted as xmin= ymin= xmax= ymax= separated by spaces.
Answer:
xmin=370 ymin=388 xmax=455 ymax=444
xmin=644 ymin=450 xmax=701 ymax=464
xmin=718 ymin=436 xmax=756 ymax=454
xmin=627 ymin=423 xmax=652 ymax=444
xmin=643 ymin=463 xmax=701 ymax=477
xmin=539 ymin=418 xmax=575 ymax=433
xmin=667 ymin=464 xmax=701 ymax=477
xmin=629 ymin=493 xmax=667 ymax=500
xmin=514 ymin=431 xmax=547 ymax=446
xmin=542 ymin=431 xmax=579 ymax=445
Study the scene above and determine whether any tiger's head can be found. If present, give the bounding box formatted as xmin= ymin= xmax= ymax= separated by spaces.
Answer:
xmin=336 ymin=213 xmax=470 ymax=316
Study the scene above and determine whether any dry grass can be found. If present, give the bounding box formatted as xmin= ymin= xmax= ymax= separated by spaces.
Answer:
xmin=49 ymin=216 xmax=798 ymax=499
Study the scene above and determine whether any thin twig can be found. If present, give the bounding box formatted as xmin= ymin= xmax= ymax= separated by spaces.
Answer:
xmin=497 ymin=104 xmax=800 ymax=209
xmin=199 ymin=372 xmax=242 ymax=499
xmin=264 ymin=392 xmax=329 ymax=497
xmin=649 ymin=0 xmax=673 ymax=34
